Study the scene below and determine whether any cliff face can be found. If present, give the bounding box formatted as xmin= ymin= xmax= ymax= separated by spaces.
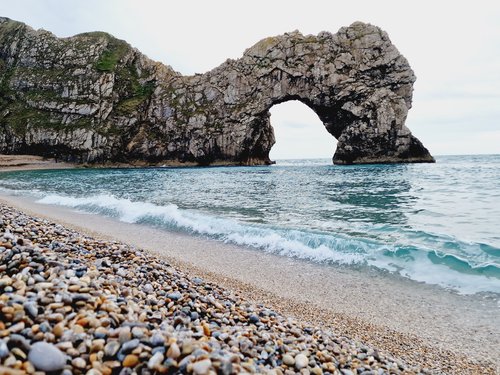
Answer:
xmin=0 ymin=17 xmax=434 ymax=165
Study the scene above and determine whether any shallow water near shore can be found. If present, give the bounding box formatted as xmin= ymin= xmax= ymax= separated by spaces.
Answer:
xmin=1 ymin=154 xmax=499 ymax=295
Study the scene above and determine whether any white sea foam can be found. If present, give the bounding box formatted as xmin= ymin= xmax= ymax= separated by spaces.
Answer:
xmin=35 ymin=193 xmax=500 ymax=295
xmin=37 ymin=193 xmax=365 ymax=265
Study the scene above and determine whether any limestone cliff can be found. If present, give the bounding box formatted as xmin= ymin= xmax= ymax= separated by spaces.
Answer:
xmin=0 ymin=17 xmax=434 ymax=165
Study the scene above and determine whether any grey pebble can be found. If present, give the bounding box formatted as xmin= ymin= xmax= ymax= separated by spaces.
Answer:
xmin=28 ymin=341 xmax=67 ymax=372
xmin=121 ymin=338 xmax=140 ymax=353
xmin=24 ymin=301 xmax=38 ymax=318
xmin=192 ymin=277 xmax=203 ymax=284
xmin=104 ymin=340 xmax=121 ymax=357
xmin=150 ymin=332 xmax=165 ymax=346
xmin=167 ymin=291 xmax=182 ymax=301
xmin=0 ymin=340 xmax=8 ymax=358
xmin=147 ymin=351 xmax=164 ymax=370
xmin=249 ymin=314 xmax=260 ymax=324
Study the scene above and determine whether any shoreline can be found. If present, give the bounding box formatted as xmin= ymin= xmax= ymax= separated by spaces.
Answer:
xmin=0 ymin=193 xmax=498 ymax=374
xmin=0 ymin=154 xmax=272 ymax=172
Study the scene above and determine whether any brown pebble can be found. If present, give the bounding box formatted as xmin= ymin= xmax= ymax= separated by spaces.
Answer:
xmin=123 ymin=354 xmax=139 ymax=367
xmin=91 ymin=339 xmax=105 ymax=352
xmin=89 ymin=353 xmax=98 ymax=363
xmin=22 ymin=361 xmax=35 ymax=373
xmin=0 ymin=365 xmax=25 ymax=375
xmin=76 ymin=317 xmax=89 ymax=327
xmin=53 ymin=323 xmax=64 ymax=337
xmin=202 ymin=322 xmax=211 ymax=336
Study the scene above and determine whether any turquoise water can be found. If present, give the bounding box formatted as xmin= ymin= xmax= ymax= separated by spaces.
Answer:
xmin=1 ymin=155 xmax=499 ymax=294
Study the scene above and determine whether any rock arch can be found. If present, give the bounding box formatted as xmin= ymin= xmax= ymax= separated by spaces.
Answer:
xmin=0 ymin=18 xmax=434 ymax=165
xmin=172 ymin=22 xmax=433 ymax=165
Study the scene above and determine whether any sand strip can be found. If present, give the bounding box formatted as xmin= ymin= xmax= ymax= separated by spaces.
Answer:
xmin=0 ymin=193 xmax=498 ymax=374
xmin=0 ymin=155 xmax=75 ymax=172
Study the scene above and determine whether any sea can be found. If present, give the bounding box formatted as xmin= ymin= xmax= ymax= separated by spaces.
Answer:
xmin=1 ymin=154 xmax=499 ymax=295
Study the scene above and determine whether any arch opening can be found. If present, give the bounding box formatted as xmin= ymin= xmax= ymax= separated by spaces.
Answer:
xmin=268 ymin=100 xmax=337 ymax=162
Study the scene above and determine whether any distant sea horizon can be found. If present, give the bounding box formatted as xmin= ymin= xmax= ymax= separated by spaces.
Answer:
xmin=269 ymin=152 xmax=500 ymax=161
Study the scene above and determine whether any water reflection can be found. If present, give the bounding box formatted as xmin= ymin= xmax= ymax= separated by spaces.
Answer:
xmin=322 ymin=164 xmax=417 ymax=225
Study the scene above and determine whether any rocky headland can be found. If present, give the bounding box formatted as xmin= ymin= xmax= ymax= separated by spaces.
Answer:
xmin=0 ymin=17 xmax=434 ymax=166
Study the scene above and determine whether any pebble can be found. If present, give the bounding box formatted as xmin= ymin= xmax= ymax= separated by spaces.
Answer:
xmin=167 ymin=342 xmax=181 ymax=359
xmin=28 ymin=342 xmax=67 ymax=372
xmin=192 ymin=358 xmax=212 ymax=374
xmin=167 ymin=291 xmax=182 ymax=301
xmin=295 ymin=353 xmax=309 ymax=369
xmin=249 ymin=314 xmax=260 ymax=324
xmin=143 ymin=283 xmax=154 ymax=293
xmin=119 ymin=326 xmax=132 ymax=343
xmin=121 ymin=339 xmax=140 ymax=353
xmin=131 ymin=326 xmax=144 ymax=338
xmin=150 ymin=332 xmax=164 ymax=346
xmin=53 ymin=322 xmax=64 ymax=337
xmin=123 ymin=354 xmax=139 ymax=367
xmin=72 ymin=357 xmax=86 ymax=368
xmin=0 ymin=341 xmax=8 ymax=359
xmin=282 ymin=354 xmax=295 ymax=366
xmin=24 ymin=301 xmax=38 ymax=318
xmin=94 ymin=326 xmax=108 ymax=338
xmin=192 ymin=277 xmax=203 ymax=284
xmin=104 ymin=341 xmax=120 ymax=357
xmin=147 ymin=351 xmax=164 ymax=370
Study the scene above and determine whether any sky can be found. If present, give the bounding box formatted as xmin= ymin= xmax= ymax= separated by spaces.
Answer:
xmin=0 ymin=0 xmax=499 ymax=159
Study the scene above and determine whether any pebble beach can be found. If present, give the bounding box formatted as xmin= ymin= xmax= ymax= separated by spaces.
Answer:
xmin=0 ymin=203 xmax=431 ymax=375
xmin=0 ymin=197 xmax=498 ymax=374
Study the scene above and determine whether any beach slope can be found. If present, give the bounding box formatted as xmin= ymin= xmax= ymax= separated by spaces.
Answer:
xmin=0 ymin=194 xmax=498 ymax=374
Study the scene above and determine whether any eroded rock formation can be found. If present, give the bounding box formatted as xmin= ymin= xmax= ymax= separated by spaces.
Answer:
xmin=0 ymin=17 xmax=434 ymax=165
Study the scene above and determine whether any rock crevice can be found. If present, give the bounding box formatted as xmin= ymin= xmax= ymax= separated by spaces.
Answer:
xmin=0 ymin=17 xmax=434 ymax=165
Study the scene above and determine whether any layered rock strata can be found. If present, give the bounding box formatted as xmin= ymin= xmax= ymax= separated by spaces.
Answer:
xmin=0 ymin=17 xmax=434 ymax=165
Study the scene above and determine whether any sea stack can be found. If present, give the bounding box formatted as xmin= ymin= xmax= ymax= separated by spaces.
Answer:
xmin=0 ymin=18 xmax=434 ymax=165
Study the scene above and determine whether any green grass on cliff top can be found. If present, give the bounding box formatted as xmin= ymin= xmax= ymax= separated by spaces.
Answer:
xmin=94 ymin=38 xmax=130 ymax=72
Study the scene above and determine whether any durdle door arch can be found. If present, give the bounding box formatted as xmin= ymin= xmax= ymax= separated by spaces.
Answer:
xmin=194 ymin=22 xmax=435 ymax=165
xmin=0 ymin=18 xmax=434 ymax=165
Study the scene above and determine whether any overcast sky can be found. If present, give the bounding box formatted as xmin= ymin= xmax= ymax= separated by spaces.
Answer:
xmin=1 ymin=0 xmax=499 ymax=159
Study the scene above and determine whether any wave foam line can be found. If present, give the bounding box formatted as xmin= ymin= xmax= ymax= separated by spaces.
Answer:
xmin=37 ymin=193 xmax=367 ymax=265
xmin=37 ymin=193 xmax=500 ymax=294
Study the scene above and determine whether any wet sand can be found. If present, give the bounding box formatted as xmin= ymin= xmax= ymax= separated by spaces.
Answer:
xmin=0 ymin=192 xmax=498 ymax=374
